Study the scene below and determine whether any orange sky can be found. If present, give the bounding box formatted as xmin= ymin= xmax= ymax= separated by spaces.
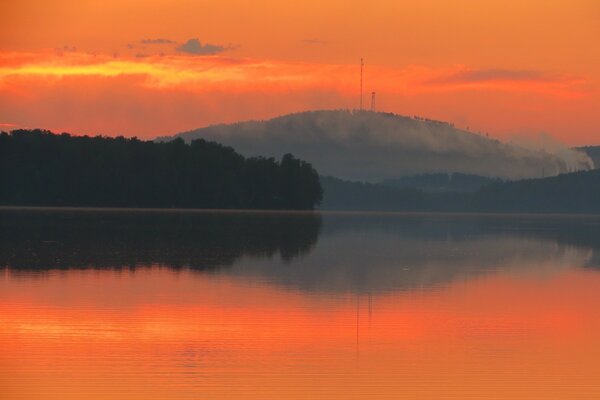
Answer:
xmin=0 ymin=0 xmax=599 ymax=144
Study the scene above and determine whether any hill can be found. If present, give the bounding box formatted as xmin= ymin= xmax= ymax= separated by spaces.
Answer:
xmin=159 ymin=110 xmax=593 ymax=181
xmin=0 ymin=130 xmax=322 ymax=209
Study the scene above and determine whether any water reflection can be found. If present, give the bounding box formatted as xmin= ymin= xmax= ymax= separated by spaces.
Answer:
xmin=0 ymin=209 xmax=321 ymax=270
xmin=2 ymin=209 xmax=600 ymax=293
xmin=241 ymin=213 xmax=600 ymax=293
xmin=3 ymin=209 xmax=600 ymax=399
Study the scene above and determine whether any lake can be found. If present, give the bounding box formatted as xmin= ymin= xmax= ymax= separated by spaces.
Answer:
xmin=2 ymin=208 xmax=600 ymax=399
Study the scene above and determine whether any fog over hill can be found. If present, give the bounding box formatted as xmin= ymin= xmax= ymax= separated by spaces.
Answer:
xmin=158 ymin=110 xmax=593 ymax=181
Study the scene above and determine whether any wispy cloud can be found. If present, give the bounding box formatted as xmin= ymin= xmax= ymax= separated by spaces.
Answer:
xmin=417 ymin=66 xmax=587 ymax=98
xmin=141 ymin=38 xmax=176 ymax=45
xmin=0 ymin=52 xmax=588 ymax=100
xmin=428 ymin=68 xmax=558 ymax=84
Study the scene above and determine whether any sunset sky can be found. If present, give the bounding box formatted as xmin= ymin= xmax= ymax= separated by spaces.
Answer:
xmin=1 ymin=0 xmax=598 ymax=144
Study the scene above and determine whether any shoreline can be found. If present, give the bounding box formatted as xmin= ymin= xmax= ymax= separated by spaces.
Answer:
xmin=1 ymin=205 xmax=599 ymax=218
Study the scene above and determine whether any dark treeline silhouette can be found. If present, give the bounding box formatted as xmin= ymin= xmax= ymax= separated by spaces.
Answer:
xmin=321 ymin=170 xmax=600 ymax=213
xmin=0 ymin=130 xmax=322 ymax=209
xmin=380 ymin=172 xmax=501 ymax=193
xmin=0 ymin=209 xmax=322 ymax=271
xmin=477 ymin=169 xmax=600 ymax=213
xmin=320 ymin=176 xmax=433 ymax=210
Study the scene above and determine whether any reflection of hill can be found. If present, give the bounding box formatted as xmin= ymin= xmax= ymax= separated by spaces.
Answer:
xmin=225 ymin=213 xmax=600 ymax=293
xmin=0 ymin=209 xmax=322 ymax=270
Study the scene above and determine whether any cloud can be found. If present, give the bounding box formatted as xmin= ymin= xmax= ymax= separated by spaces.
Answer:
xmin=417 ymin=66 xmax=588 ymax=98
xmin=141 ymin=38 xmax=176 ymax=45
xmin=0 ymin=50 xmax=596 ymax=143
xmin=0 ymin=51 xmax=586 ymax=100
xmin=428 ymin=68 xmax=559 ymax=85
xmin=176 ymin=39 xmax=226 ymax=55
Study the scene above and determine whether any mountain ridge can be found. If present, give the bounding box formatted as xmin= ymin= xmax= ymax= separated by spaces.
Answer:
xmin=158 ymin=110 xmax=593 ymax=181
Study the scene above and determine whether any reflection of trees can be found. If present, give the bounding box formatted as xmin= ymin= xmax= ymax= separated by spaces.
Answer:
xmin=0 ymin=209 xmax=322 ymax=271
xmin=321 ymin=213 xmax=600 ymax=250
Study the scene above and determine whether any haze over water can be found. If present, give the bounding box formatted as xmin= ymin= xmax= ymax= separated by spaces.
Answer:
xmin=2 ymin=209 xmax=600 ymax=399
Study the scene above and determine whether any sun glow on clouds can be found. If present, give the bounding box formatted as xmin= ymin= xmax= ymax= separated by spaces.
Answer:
xmin=0 ymin=50 xmax=596 ymax=142
xmin=0 ymin=51 xmax=586 ymax=96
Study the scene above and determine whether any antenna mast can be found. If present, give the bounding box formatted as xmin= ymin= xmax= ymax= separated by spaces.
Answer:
xmin=371 ymin=92 xmax=376 ymax=112
xmin=360 ymin=57 xmax=364 ymax=110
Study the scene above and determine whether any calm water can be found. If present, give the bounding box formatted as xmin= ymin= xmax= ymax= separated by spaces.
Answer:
xmin=2 ymin=209 xmax=600 ymax=399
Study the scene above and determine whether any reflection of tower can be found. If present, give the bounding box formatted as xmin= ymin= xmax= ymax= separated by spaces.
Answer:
xmin=370 ymin=92 xmax=376 ymax=112
xmin=368 ymin=292 xmax=372 ymax=321
xmin=360 ymin=58 xmax=364 ymax=110
xmin=356 ymin=294 xmax=360 ymax=360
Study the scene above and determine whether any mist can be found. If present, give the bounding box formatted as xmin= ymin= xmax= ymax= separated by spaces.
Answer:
xmin=161 ymin=110 xmax=594 ymax=181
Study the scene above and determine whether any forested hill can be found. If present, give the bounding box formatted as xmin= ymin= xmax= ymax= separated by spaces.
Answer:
xmin=0 ymin=130 xmax=322 ymax=210
xmin=162 ymin=110 xmax=593 ymax=181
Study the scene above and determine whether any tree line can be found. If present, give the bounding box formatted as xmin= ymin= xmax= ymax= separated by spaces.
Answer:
xmin=321 ymin=170 xmax=600 ymax=214
xmin=0 ymin=130 xmax=323 ymax=209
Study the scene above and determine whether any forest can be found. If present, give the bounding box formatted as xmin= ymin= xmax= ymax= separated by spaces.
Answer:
xmin=380 ymin=172 xmax=500 ymax=193
xmin=321 ymin=170 xmax=600 ymax=214
xmin=0 ymin=130 xmax=323 ymax=209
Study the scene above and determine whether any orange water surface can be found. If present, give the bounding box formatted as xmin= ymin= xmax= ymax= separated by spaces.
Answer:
xmin=2 ymin=266 xmax=600 ymax=399
xmin=2 ymin=210 xmax=600 ymax=399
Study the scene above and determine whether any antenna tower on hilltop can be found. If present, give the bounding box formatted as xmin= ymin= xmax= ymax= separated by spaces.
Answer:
xmin=360 ymin=57 xmax=364 ymax=110
xmin=371 ymin=92 xmax=376 ymax=112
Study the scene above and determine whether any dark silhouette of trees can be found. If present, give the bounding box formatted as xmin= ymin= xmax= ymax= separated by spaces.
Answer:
xmin=380 ymin=172 xmax=501 ymax=193
xmin=321 ymin=171 xmax=600 ymax=213
xmin=477 ymin=170 xmax=600 ymax=213
xmin=0 ymin=130 xmax=322 ymax=209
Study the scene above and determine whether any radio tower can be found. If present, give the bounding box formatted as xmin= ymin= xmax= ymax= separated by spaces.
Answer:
xmin=360 ymin=58 xmax=364 ymax=110
xmin=371 ymin=92 xmax=376 ymax=112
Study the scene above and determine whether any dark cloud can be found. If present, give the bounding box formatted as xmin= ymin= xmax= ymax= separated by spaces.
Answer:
xmin=431 ymin=69 xmax=555 ymax=84
xmin=141 ymin=38 xmax=176 ymax=45
xmin=176 ymin=38 xmax=226 ymax=55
